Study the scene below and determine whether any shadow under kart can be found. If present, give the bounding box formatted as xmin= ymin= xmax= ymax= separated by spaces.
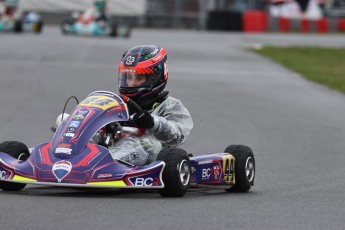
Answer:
xmin=0 ymin=91 xmax=255 ymax=197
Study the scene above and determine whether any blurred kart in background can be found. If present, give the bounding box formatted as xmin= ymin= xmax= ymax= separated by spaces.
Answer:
xmin=16 ymin=11 xmax=43 ymax=33
xmin=61 ymin=8 xmax=131 ymax=38
xmin=0 ymin=1 xmax=43 ymax=33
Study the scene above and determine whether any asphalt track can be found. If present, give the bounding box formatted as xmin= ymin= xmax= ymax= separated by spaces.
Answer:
xmin=1 ymin=27 xmax=345 ymax=230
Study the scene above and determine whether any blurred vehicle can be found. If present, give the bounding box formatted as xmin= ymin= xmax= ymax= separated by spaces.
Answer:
xmin=61 ymin=7 xmax=131 ymax=38
xmin=0 ymin=12 xmax=43 ymax=34
xmin=0 ymin=0 xmax=43 ymax=34
xmin=0 ymin=1 xmax=43 ymax=34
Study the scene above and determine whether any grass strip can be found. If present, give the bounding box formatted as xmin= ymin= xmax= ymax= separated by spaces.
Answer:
xmin=253 ymin=46 xmax=345 ymax=94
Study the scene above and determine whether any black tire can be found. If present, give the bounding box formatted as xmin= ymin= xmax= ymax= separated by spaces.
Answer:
xmin=110 ymin=24 xmax=118 ymax=37
xmin=0 ymin=141 xmax=30 ymax=191
xmin=33 ymin=21 xmax=43 ymax=34
xmin=61 ymin=22 xmax=68 ymax=34
xmin=14 ymin=20 xmax=23 ymax=33
xmin=117 ymin=25 xmax=131 ymax=38
xmin=224 ymin=145 xmax=255 ymax=193
xmin=61 ymin=19 xmax=74 ymax=34
xmin=124 ymin=27 xmax=131 ymax=38
xmin=156 ymin=148 xmax=191 ymax=197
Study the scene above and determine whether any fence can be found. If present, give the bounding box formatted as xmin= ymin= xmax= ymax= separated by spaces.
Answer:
xmin=243 ymin=10 xmax=345 ymax=33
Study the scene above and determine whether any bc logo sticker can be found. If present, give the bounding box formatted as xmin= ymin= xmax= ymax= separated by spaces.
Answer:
xmin=131 ymin=177 xmax=160 ymax=186
xmin=0 ymin=170 xmax=9 ymax=180
xmin=0 ymin=167 xmax=12 ymax=180
xmin=52 ymin=161 xmax=72 ymax=182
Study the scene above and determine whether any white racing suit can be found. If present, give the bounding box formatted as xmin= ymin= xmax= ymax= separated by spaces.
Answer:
xmin=109 ymin=96 xmax=193 ymax=165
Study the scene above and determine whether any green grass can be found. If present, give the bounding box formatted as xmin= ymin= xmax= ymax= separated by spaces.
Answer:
xmin=252 ymin=46 xmax=345 ymax=94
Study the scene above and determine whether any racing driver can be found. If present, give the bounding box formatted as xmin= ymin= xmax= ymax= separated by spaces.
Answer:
xmin=107 ymin=45 xmax=193 ymax=165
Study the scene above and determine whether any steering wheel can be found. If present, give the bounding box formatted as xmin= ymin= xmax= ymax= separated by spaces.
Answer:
xmin=119 ymin=95 xmax=146 ymax=135
xmin=119 ymin=95 xmax=143 ymax=114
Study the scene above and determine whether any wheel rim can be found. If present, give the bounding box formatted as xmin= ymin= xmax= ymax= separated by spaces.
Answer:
xmin=245 ymin=157 xmax=255 ymax=183
xmin=179 ymin=159 xmax=190 ymax=186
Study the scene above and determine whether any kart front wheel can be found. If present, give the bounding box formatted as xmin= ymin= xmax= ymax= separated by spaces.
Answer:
xmin=0 ymin=141 xmax=30 ymax=191
xmin=110 ymin=24 xmax=118 ymax=37
xmin=33 ymin=21 xmax=43 ymax=34
xmin=14 ymin=20 xmax=23 ymax=33
xmin=156 ymin=148 xmax=191 ymax=197
xmin=224 ymin=145 xmax=255 ymax=193
xmin=61 ymin=19 xmax=74 ymax=34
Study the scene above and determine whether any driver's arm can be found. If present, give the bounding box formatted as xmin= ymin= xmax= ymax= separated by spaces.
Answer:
xmin=149 ymin=98 xmax=193 ymax=147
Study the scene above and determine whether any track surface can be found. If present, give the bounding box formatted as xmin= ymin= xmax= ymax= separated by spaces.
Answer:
xmin=1 ymin=27 xmax=345 ymax=230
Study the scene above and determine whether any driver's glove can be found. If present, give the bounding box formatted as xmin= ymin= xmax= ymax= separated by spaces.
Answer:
xmin=134 ymin=111 xmax=154 ymax=129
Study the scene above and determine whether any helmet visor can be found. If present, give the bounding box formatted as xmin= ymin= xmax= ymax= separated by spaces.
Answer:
xmin=119 ymin=68 xmax=161 ymax=88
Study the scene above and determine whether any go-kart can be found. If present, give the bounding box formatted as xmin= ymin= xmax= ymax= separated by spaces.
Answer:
xmin=61 ymin=9 xmax=130 ymax=38
xmin=0 ymin=11 xmax=43 ymax=34
xmin=0 ymin=91 xmax=255 ymax=197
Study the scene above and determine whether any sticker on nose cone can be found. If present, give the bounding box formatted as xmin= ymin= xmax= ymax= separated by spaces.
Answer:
xmin=52 ymin=161 xmax=72 ymax=182
xmin=0 ymin=168 xmax=12 ymax=180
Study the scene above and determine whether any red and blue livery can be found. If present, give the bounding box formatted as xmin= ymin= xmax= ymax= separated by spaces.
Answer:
xmin=0 ymin=91 xmax=255 ymax=197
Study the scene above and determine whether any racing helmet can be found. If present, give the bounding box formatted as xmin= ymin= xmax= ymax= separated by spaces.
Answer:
xmin=118 ymin=45 xmax=168 ymax=104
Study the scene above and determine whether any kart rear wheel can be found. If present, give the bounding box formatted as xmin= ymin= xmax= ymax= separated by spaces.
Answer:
xmin=156 ymin=148 xmax=191 ymax=197
xmin=61 ymin=19 xmax=74 ymax=35
xmin=0 ymin=141 xmax=30 ymax=191
xmin=14 ymin=20 xmax=23 ymax=33
xmin=117 ymin=25 xmax=131 ymax=38
xmin=110 ymin=23 xmax=118 ymax=37
xmin=33 ymin=21 xmax=43 ymax=34
xmin=224 ymin=145 xmax=255 ymax=193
